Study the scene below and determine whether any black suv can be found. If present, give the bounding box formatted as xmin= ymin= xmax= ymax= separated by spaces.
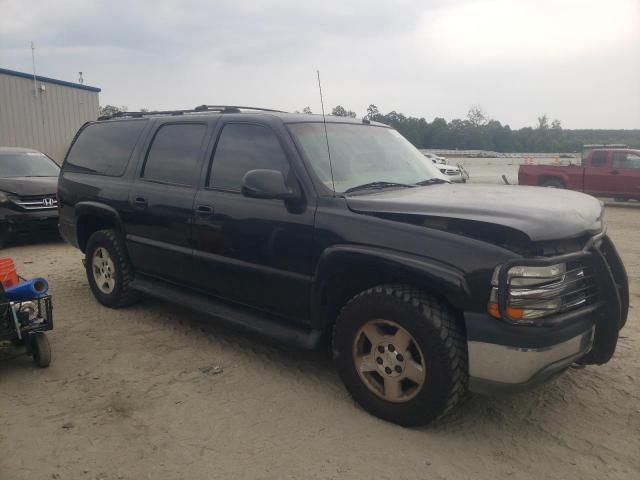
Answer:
xmin=58 ymin=106 xmax=628 ymax=426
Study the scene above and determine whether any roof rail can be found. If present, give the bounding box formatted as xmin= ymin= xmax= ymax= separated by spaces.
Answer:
xmin=194 ymin=105 xmax=288 ymax=114
xmin=97 ymin=109 xmax=199 ymax=120
xmin=97 ymin=105 xmax=288 ymax=120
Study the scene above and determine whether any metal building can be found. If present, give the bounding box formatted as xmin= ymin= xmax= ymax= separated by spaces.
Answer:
xmin=0 ymin=67 xmax=100 ymax=163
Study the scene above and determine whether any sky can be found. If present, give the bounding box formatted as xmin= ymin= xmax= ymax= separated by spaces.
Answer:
xmin=1 ymin=0 xmax=639 ymax=129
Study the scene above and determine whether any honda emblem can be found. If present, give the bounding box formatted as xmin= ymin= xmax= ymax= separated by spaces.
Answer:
xmin=43 ymin=197 xmax=55 ymax=207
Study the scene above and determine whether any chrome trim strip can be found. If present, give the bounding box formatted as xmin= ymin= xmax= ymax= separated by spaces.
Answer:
xmin=467 ymin=327 xmax=594 ymax=384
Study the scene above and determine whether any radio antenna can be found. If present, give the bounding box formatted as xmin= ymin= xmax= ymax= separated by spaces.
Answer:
xmin=316 ymin=70 xmax=336 ymax=195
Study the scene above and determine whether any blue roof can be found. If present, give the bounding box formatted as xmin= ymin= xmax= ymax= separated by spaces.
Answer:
xmin=0 ymin=67 xmax=101 ymax=93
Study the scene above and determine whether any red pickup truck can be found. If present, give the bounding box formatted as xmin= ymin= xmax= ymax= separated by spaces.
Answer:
xmin=519 ymin=149 xmax=640 ymax=200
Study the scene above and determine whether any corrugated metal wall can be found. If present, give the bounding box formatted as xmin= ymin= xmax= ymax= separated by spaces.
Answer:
xmin=0 ymin=73 xmax=99 ymax=163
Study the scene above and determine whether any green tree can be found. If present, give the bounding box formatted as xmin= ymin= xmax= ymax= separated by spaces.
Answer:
xmin=467 ymin=105 xmax=488 ymax=127
xmin=331 ymin=105 xmax=347 ymax=116
xmin=98 ymin=105 xmax=127 ymax=117
xmin=302 ymin=106 xmax=313 ymax=115
xmin=537 ymin=114 xmax=549 ymax=130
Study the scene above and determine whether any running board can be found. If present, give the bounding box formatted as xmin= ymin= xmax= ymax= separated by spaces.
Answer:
xmin=129 ymin=275 xmax=323 ymax=350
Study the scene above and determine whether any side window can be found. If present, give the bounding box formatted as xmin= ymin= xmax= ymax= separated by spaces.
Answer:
xmin=142 ymin=123 xmax=207 ymax=186
xmin=65 ymin=120 xmax=146 ymax=176
xmin=613 ymin=153 xmax=640 ymax=169
xmin=590 ymin=151 xmax=608 ymax=167
xmin=209 ymin=123 xmax=290 ymax=191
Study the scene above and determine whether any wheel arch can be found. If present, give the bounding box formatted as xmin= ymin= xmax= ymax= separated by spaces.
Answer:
xmin=538 ymin=175 xmax=567 ymax=187
xmin=311 ymin=245 xmax=470 ymax=335
xmin=75 ymin=202 xmax=123 ymax=252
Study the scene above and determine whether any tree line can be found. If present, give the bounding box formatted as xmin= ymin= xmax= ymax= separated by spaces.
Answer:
xmin=298 ymin=104 xmax=639 ymax=153
xmin=99 ymin=104 xmax=639 ymax=153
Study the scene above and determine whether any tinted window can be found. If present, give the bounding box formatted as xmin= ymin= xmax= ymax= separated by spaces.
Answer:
xmin=613 ymin=152 xmax=640 ymax=169
xmin=143 ymin=123 xmax=207 ymax=186
xmin=210 ymin=124 xmax=290 ymax=191
xmin=590 ymin=151 xmax=608 ymax=167
xmin=66 ymin=121 xmax=145 ymax=176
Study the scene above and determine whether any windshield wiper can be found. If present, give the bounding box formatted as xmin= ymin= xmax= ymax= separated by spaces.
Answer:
xmin=344 ymin=181 xmax=415 ymax=195
xmin=416 ymin=178 xmax=450 ymax=186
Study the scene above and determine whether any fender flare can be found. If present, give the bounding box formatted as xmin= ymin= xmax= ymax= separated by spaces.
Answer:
xmin=74 ymin=201 xmax=124 ymax=249
xmin=310 ymin=245 xmax=471 ymax=329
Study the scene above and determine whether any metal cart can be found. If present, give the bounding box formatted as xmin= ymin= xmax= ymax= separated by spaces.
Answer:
xmin=0 ymin=284 xmax=53 ymax=367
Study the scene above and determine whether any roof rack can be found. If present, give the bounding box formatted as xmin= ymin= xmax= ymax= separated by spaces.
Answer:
xmin=98 ymin=105 xmax=288 ymax=121
xmin=194 ymin=105 xmax=288 ymax=114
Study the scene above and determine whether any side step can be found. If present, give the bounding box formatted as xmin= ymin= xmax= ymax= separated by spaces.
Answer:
xmin=129 ymin=275 xmax=323 ymax=350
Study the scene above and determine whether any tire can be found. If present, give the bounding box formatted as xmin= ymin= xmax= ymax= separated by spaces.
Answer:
xmin=333 ymin=285 xmax=468 ymax=427
xmin=30 ymin=332 xmax=51 ymax=368
xmin=540 ymin=178 xmax=565 ymax=188
xmin=85 ymin=229 xmax=139 ymax=308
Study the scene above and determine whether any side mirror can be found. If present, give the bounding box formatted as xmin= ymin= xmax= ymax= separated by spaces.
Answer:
xmin=241 ymin=169 xmax=299 ymax=200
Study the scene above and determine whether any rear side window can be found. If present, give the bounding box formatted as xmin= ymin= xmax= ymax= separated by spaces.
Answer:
xmin=142 ymin=123 xmax=207 ymax=186
xmin=209 ymin=123 xmax=290 ymax=191
xmin=590 ymin=151 xmax=608 ymax=167
xmin=66 ymin=121 xmax=146 ymax=176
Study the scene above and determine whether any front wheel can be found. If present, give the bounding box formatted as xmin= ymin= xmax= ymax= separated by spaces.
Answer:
xmin=333 ymin=285 xmax=468 ymax=426
xmin=85 ymin=229 xmax=139 ymax=308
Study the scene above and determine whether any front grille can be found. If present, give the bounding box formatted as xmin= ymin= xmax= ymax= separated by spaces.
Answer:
xmin=10 ymin=195 xmax=58 ymax=211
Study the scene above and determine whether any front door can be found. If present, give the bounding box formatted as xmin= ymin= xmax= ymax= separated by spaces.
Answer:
xmin=612 ymin=151 xmax=640 ymax=199
xmin=192 ymin=121 xmax=315 ymax=321
xmin=583 ymin=150 xmax=616 ymax=196
xmin=126 ymin=121 xmax=209 ymax=284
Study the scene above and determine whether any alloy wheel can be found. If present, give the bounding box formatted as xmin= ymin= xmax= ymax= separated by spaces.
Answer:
xmin=352 ymin=319 xmax=426 ymax=403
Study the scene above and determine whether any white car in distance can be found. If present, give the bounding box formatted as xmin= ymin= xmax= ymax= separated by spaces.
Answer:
xmin=422 ymin=152 xmax=468 ymax=183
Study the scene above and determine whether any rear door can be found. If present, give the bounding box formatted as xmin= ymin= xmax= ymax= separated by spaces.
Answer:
xmin=191 ymin=120 xmax=315 ymax=321
xmin=612 ymin=151 xmax=640 ymax=199
xmin=126 ymin=121 xmax=210 ymax=284
xmin=583 ymin=150 xmax=616 ymax=196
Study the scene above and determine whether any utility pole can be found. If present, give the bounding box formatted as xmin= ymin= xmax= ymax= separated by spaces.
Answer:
xmin=31 ymin=41 xmax=38 ymax=98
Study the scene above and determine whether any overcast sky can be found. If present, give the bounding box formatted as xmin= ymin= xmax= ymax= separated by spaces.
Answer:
xmin=1 ymin=0 xmax=639 ymax=129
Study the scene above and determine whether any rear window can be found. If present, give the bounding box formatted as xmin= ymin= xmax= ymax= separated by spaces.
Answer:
xmin=65 ymin=120 xmax=146 ymax=176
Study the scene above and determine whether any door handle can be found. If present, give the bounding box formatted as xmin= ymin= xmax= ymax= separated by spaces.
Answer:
xmin=610 ymin=170 xmax=619 ymax=175
xmin=134 ymin=197 xmax=147 ymax=208
xmin=196 ymin=205 xmax=213 ymax=215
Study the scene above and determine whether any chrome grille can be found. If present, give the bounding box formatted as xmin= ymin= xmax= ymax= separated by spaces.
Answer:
xmin=10 ymin=195 xmax=58 ymax=210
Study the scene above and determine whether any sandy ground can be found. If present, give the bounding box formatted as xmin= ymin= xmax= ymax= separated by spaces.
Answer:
xmin=0 ymin=204 xmax=639 ymax=480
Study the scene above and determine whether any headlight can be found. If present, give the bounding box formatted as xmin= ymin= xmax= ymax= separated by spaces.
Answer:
xmin=0 ymin=191 xmax=9 ymax=204
xmin=487 ymin=262 xmax=592 ymax=323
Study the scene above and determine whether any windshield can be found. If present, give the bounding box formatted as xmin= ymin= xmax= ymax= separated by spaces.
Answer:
xmin=288 ymin=123 xmax=445 ymax=193
xmin=0 ymin=152 xmax=60 ymax=178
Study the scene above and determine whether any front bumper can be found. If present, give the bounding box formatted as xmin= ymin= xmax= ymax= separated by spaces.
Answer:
xmin=0 ymin=207 xmax=59 ymax=237
xmin=467 ymin=323 xmax=593 ymax=394
xmin=465 ymin=234 xmax=628 ymax=395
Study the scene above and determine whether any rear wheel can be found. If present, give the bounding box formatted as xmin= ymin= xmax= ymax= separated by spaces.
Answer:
xmin=333 ymin=285 xmax=468 ymax=426
xmin=541 ymin=178 xmax=565 ymax=188
xmin=30 ymin=332 xmax=51 ymax=368
xmin=85 ymin=229 xmax=139 ymax=308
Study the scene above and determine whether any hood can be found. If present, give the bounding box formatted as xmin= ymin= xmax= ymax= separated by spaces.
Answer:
xmin=0 ymin=176 xmax=58 ymax=196
xmin=346 ymin=184 xmax=603 ymax=242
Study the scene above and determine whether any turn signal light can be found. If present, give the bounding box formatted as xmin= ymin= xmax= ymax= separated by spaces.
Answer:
xmin=487 ymin=303 xmax=525 ymax=320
